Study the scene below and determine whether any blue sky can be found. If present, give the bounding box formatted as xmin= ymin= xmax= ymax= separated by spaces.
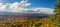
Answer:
xmin=1 ymin=0 xmax=57 ymax=9
xmin=29 ymin=0 xmax=57 ymax=9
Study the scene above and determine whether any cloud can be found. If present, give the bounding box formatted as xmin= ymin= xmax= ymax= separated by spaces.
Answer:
xmin=0 ymin=0 xmax=31 ymax=12
xmin=0 ymin=0 xmax=55 ymax=15
xmin=25 ymin=3 xmax=31 ymax=7
xmin=34 ymin=8 xmax=54 ymax=13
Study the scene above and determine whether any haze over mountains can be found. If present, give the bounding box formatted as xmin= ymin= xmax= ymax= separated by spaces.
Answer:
xmin=0 ymin=11 xmax=55 ymax=18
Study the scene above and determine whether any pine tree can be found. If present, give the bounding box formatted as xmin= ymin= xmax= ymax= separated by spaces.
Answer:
xmin=54 ymin=0 xmax=60 ymax=12
xmin=54 ymin=0 xmax=60 ymax=18
xmin=53 ymin=0 xmax=60 ymax=27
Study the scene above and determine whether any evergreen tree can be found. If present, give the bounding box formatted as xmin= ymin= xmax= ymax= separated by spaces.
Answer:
xmin=54 ymin=0 xmax=60 ymax=14
xmin=53 ymin=0 xmax=60 ymax=27
xmin=54 ymin=0 xmax=60 ymax=18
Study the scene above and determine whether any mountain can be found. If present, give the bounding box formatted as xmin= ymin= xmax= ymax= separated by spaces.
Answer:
xmin=0 ymin=12 xmax=54 ymax=19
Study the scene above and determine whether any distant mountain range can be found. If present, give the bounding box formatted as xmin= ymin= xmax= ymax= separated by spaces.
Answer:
xmin=0 ymin=12 xmax=53 ymax=18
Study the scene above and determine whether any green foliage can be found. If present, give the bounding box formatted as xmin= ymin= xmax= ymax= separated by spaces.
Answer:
xmin=54 ymin=0 xmax=60 ymax=12
xmin=53 ymin=18 xmax=60 ymax=24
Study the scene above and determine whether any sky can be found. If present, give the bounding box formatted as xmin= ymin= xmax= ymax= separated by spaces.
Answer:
xmin=29 ymin=0 xmax=57 ymax=8
xmin=1 ymin=0 xmax=57 ymax=9
xmin=0 ymin=0 xmax=57 ymax=14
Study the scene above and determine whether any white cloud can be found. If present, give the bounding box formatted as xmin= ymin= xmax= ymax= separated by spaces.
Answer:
xmin=25 ymin=3 xmax=31 ymax=7
xmin=34 ymin=8 xmax=54 ymax=13
xmin=0 ymin=0 xmax=55 ymax=15
xmin=0 ymin=3 xmax=6 ymax=11
xmin=0 ymin=0 xmax=31 ymax=12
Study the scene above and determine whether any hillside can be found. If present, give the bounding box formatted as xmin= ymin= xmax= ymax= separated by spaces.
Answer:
xmin=0 ymin=0 xmax=60 ymax=27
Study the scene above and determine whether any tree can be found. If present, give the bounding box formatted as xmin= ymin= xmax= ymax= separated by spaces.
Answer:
xmin=53 ymin=0 xmax=60 ymax=26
